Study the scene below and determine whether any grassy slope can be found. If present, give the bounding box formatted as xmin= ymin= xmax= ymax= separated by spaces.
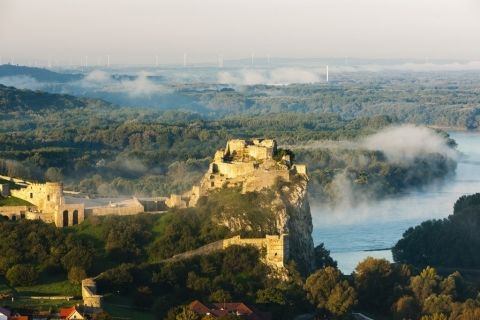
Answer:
xmin=0 ymin=276 xmax=81 ymax=311
xmin=0 ymin=196 xmax=33 ymax=206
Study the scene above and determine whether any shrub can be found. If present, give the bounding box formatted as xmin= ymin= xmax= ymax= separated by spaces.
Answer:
xmin=6 ymin=264 xmax=39 ymax=286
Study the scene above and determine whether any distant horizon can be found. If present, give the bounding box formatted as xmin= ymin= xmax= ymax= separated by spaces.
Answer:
xmin=2 ymin=56 xmax=480 ymax=69
xmin=1 ymin=0 xmax=480 ymax=65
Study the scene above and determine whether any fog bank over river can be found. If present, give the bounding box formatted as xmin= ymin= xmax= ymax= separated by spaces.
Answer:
xmin=312 ymin=131 xmax=480 ymax=273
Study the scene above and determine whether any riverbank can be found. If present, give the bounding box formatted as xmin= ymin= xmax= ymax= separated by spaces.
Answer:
xmin=312 ymin=131 xmax=480 ymax=274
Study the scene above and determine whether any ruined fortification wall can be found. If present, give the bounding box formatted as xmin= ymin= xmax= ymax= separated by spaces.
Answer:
xmin=54 ymin=203 xmax=85 ymax=227
xmin=246 ymin=145 xmax=273 ymax=160
xmin=213 ymin=162 xmax=256 ymax=179
xmin=0 ymin=205 xmax=31 ymax=220
xmin=165 ymin=194 xmax=188 ymax=208
xmin=169 ymin=234 xmax=289 ymax=269
xmin=223 ymin=234 xmax=288 ymax=268
xmin=11 ymin=182 xmax=63 ymax=213
xmin=82 ymin=278 xmax=102 ymax=308
xmin=85 ymin=199 xmax=144 ymax=217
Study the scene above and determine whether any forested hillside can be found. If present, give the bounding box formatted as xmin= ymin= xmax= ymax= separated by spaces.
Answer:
xmin=393 ymin=193 xmax=480 ymax=269
xmin=0 ymin=64 xmax=82 ymax=82
xmin=0 ymin=84 xmax=110 ymax=113
xmin=0 ymin=101 xmax=456 ymax=205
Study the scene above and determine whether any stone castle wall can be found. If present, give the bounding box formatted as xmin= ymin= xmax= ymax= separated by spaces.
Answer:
xmin=9 ymin=182 xmax=85 ymax=227
xmin=0 ymin=205 xmax=31 ymax=220
xmin=10 ymin=182 xmax=64 ymax=213
xmin=223 ymin=234 xmax=289 ymax=268
xmin=212 ymin=162 xmax=256 ymax=179
xmin=84 ymin=198 xmax=144 ymax=217
xmin=165 ymin=138 xmax=307 ymax=209
xmin=82 ymin=278 xmax=102 ymax=308
xmin=169 ymin=234 xmax=289 ymax=269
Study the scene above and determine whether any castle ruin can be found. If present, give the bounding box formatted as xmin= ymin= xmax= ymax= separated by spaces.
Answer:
xmin=169 ymin=233 xmax=289 ymax=269
xmin=0 ymin=175 xmax=145 ymax=227
xmin=165 ymin=138 xmax=307 ymax=208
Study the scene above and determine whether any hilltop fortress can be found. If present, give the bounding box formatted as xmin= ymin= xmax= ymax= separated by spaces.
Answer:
xmin=0 ymin=138 xmax=315 ymax=272
xmin=165 ymin=138 xmax=314 ymax=273
xmin=165 ymin=138 xmax=307 ymax=208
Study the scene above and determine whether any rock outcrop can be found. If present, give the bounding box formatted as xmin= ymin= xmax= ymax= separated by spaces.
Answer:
xmin=167 ymin=138 xmax=315 ymax=274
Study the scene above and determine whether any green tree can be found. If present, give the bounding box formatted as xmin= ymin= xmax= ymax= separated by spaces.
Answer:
xmin=313 ymin=243 xmax=337 ymax=269
xmin=354 ymin=257 xmax=396 ymax=313
xmin=420 ymin=313 xmax=448 ymax=320
xmin=209 ymin=289 xmax=232 ymax=303
xmin=256 ymin=287 xmax=287 ymax=305
xmin=325 ymin=280 xmax=357 ymax=316
xmin=410 ymin=267 xmax=440 ymax=304
xmin=45 ymin=167 xmax=63 ymax=182
xmin=175 ymin=306 xmax=199 ymax=320
xmin=392 ymin=295 xmax=421 ymax=320
xmin=6 ymin=264 xmax=39 ymax=286
xmin=422 ymin=294 xmax=453 ymax=316
xmin=305 ymin=266 xmax=357 ymax=316
xmin=61 ymin=246 xmax=94 ymax=272
xmin=68 ymin=266 xmax=87 ymax=284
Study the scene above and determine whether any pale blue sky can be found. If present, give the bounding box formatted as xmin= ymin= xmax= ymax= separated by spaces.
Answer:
xmin=1 ymin=0 xmax=479 ymax=65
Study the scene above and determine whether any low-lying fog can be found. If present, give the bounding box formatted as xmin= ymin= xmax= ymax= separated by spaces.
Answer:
xmin=311 ymin=131 xmax=480 ymax=273
xmin=3 ymin=59 xmax=480 ymax=106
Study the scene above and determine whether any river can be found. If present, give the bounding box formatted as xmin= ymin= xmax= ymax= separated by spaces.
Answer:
xmin=311 ymin=131 xmax=480 ymax=274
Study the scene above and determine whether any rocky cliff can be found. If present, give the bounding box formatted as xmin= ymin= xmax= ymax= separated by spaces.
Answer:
xmin=180 ymin=139 xmax=315 ymax=275
xmin=279 ymin=177 xmax=315 ymax=275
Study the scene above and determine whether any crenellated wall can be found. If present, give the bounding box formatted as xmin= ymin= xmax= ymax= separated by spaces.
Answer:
xmin=8 ymin=181 xmax=85 ymax=227
xmin=10 ymin=182 xmax=64 ymax=214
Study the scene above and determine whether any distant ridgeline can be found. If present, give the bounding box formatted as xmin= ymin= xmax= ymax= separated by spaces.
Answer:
xmin=0 ymin=64 xmax=82 ymax=82
xmin=0 ymin=83 xmax=111 ymax=113
xmin=2 ymin=64 xmax=480 ymax=129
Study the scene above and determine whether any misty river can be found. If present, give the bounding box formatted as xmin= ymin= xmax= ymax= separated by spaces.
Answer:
xmin=311 ymin=131 xmax=480 ymax=274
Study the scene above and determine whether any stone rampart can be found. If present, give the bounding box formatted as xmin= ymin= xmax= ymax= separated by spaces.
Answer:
xmin=82 ymin=278 xmax=102 ymax=308
xmin=213 ymin=162 xmax=256 ymax=179
xmin=10 ymin=182 xmax=63 ymax=214
xmin=85 ymin=198 xmax=144 ymax=216
xmin=167 ymin=234 xmax=289 ymax=269
xmin=0 ymin=205 xmax=32 ymax=220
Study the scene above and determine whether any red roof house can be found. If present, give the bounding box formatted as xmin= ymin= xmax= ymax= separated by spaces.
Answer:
xmin=188 ymin=300 xmax=271 ymax=320
xmin=59 ymin=306 xmax=84 ymax=320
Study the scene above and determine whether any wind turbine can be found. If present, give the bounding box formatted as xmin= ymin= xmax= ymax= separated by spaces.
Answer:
xmin=326 ymin=65 xmax=329 ymax=82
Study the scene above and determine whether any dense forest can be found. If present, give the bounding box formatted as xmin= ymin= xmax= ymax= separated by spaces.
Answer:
xmin=393 ymin=193 xmax=480 ymax=269
xmin=0 ymin=84 xmax=457 ymax=204
xmin=1 ymin=68 xmax=479 ymax=319
xmin=2 ymin=65 xmax=480 ymax=129
xmin=1 ymin=213 xmax=479 ymax=320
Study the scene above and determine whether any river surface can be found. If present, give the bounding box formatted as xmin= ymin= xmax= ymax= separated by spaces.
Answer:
xmin=311 ymin=131 xmax=480 ymax=274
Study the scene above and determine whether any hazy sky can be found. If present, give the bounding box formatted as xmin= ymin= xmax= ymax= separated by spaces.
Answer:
xmin=1 ymin=0 xmax=480 ymax=65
